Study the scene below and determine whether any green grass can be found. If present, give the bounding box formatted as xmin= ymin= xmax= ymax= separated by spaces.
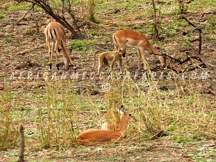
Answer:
xmin=0 ymin=14 xmax=5 ymax=19
xmin=89 ymin=29 xmax=99 ymax=36
xmin=69 ymin=40 xmax=97 ymax=51
xmin=5 ymin=2 xmax=31 ymax=11
xmin=25 ymin=28 xmax=36 ymax=36
xmin=4 ymin=37 xmax=12 ymax=43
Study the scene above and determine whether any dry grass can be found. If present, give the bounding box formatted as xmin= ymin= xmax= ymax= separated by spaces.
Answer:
xmin=0 ymin=0 xmax=216 ymax=161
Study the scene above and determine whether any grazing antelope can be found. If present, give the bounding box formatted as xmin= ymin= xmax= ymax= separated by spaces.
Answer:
xmin=77 ymin=105 xmax=136 ymax=145
xmin=44 ymin=22 xmax=73 ymax=70
xmin=112 ymin=29 xmax=166 ymax=70
xmin=93 ymin=49 xmax=126 ymax=75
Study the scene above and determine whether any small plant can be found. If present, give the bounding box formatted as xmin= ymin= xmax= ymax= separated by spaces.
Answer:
xmin=207 ymin=15 xmax=216 ymax=26
xmin=4 ymin=37 xmax=12 ymax=43
xmin=183 ymin=39 xmax=192 ymax=47
xmin=177 ymin=0 xmax=188 ymax=14
xmin=25 ymin=28 xmax=36 ymax=35
xmin=0 ymin=14 xmax=5 ymax=19
xmin=89 ymin=29 xmax=98 ymax=36
xmin=69 ymin=40 xmax=96 ymax=51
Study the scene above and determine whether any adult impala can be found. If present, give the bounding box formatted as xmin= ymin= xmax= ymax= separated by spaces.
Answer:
xmin=112 ymin=29 xmax=166 ymax=70
xmin=44 ymin=22 xmax=73 ymax=70
xmin=76 ymin=105 xmax=136 ymax=145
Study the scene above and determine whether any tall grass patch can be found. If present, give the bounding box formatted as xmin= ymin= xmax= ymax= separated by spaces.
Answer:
xmin=100 ymin=71 xmax=216 ymax=142
xmin=0 ymin=85 xmax=19 ymax=150
xmin=0 ymin=71 xmax=215 ymax=150
xmin=35 ymin=80 xmax=80 ymax=149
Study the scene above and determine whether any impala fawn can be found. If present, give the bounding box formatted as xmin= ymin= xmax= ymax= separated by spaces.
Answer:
xmin=93 ymin=49 xmax=126 ymax=75
xmin=77 ymin=105 xmax=136 ymax=145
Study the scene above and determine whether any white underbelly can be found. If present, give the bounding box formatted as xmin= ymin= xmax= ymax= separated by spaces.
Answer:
xmin=126 ymin=42 xmax=140 ymax=49
xmin=125 ymin=38 xmax=142 ymax=48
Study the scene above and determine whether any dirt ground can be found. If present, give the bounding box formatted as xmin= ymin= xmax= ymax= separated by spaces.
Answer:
xmin=0 ymin=1 xmax=216 ymax=162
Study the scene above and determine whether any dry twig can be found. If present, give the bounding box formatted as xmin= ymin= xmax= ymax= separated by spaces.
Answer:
xmin=18 ymin=125 xmax=25 ymax=162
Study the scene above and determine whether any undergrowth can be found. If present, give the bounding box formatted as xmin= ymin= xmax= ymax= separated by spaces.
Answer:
xmin=1 ymin=70 xmax=215 ymax=150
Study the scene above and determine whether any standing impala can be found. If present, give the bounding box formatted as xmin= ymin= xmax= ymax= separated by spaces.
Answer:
xmin=112 ymin=29 xmax=166 ymax=70
xmin=44 ymin=22 xmax=73 ymax=70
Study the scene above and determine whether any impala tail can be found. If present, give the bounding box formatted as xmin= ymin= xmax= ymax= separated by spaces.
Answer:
xmin=44 ymin=22 xmax=73 ymax=70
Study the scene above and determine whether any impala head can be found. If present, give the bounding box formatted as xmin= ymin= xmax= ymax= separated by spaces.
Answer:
xmin=118 ymin=48 xmax=126 ymax=57
xmin=119 ymin=105 xmax=137 ymax=122
xmin=155 ymin=46 xmax=166 ymax=67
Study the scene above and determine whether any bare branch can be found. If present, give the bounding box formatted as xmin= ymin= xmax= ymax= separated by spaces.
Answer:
xmin=151 ymin=52 xmax=206 ymax=73
xmin=152 ymin=0 xmax=159 ymax=40
xmin=32 ymin=3 xmax=39 ymax=33
xmin=181 ymin=16 xmax=202 ymax=55
xmin=16 ymin=3 xmax=35 ymax=24
xmin=15 ymin=0 xmax=80 ymax=37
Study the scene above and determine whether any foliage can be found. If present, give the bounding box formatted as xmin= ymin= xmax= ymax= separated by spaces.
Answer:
xmin=69 ymin=40 xmax=97 ymax=51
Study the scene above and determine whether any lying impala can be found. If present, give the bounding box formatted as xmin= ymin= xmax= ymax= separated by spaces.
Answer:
xmin=44 ymin=22 xmax=73 ymax=70
xmin=77 ymin=105 xmax=136 ymax=145
xmin=112 ymin=29 xmax=166 ymax=70
xmin=101 ymin=108 xmax=137 ymax=131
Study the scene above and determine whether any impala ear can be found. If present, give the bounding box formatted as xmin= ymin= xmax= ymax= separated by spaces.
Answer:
xmin=119 ymin=105 xmax=126 ymax=114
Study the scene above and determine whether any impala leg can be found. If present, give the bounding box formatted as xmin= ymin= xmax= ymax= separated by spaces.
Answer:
xmin=117 ymin=59 xmax=123 ymax=74
xmin=139 ymin=47 xmax=147 ymax=70
xmin=54 ymin=41 xmax=60 ymax=70
xmin=46 ymin=37 xmax=52 ymax=70
xmin=49 ymin=41 xmax=55 ymax=70
xmin=98 ymin=64 xmax=105 ymax=76
xmin=137 ymin=49 xmax=141 ymax=70
xmin=110 ymin=57 xmax=117 ymax=73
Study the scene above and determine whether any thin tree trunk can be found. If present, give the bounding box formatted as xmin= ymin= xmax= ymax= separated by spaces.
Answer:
xmin=152 ymin=0 xmax=159 ymax=40
xmin=32 ymin=3 xmax=39 ymax=33
xmin=18 ymin=125 xmax=25 ymax=162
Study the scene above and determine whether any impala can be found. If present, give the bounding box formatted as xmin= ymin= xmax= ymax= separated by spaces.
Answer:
xmin=100 ymin=109 xmax=121 ymax=130
xmin=93 ymin=49 xmax=126 ymax=75
xmin=77 ymin=105 xmax=136 ymax=145
xmin=112 ymin=29 xmax=166 ymax=70
xmin=100 ymin=107 xmax=137 ymax=130
xmin=44 ymin=22 xmax=73 ymax=70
